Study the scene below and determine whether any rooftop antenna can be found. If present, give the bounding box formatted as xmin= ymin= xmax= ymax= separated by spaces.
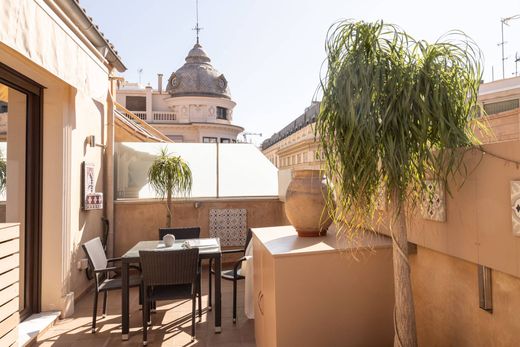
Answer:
xmin=499 ymin=15 xmax=520 ymax=79
xmin=192 ymin=0 xmax=203 ymax=44
xmin=137 ymin=68 xmax=143 ymax=84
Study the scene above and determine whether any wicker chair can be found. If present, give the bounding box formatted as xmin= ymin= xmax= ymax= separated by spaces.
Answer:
xmin=82 ymin=237 xmax=141 ymax=333
xmin=157 ymin=227 xmax=202 ymax=315
xmin=139 ymin=248 xmax=200 ymax=345
xmin=209 ymin=228 xmax=253 ymax=323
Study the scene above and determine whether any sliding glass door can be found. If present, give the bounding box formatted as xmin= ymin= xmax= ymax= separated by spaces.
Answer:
xmin=0 ymin=63 xmax=43 ymax=320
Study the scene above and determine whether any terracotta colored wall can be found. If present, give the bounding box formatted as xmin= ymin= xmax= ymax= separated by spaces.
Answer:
xmin=364 ymin=111 xmax=520 ymax=344
xmin=373 ymin=132 xmax=520 ymax=279
xmin=411 ymin=246 xmax=520 ymax=347
xmin=114 ymin=198 xmax=289 ymax=257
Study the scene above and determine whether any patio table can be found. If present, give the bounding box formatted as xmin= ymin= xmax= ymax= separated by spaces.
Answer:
xmin=120 ymin=238 xmax=222 ymax=340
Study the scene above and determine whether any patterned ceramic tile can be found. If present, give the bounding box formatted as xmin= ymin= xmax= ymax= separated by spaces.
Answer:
xmin=511 ymin=181 xmax=520 ymax=236
xmin=209 ymin=208 xmax=247 ymax=246
xmin=421 ymin=180 xmax=446 ymax=222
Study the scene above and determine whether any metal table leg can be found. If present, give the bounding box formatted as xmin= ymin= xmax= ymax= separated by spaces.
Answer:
xmin=121 ymin=260 xmax=129 ymax=340
xmin=215 ymin=253 xmax=222 ymax=333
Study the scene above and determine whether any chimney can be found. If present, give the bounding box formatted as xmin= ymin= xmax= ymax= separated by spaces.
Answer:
xmin=157 ymin=73 xmax=163 ymax=94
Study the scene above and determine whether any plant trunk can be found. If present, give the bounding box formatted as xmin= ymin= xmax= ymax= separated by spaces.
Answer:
xmin=166 ymin=191 xmax=172 ymax=227
xmin=391 ymin=190 xmax=418 ymax=347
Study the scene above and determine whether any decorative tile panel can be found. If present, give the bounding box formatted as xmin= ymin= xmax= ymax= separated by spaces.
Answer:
xmin=511 ymin=181 xmax=520 ymax=236
xmin=209 ymin=208 xmax=247 ymax=246
xmin=421 ymin=180 xmax=446 ymax=222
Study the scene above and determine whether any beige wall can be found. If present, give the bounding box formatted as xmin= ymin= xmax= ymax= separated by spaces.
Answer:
xmin=114 ymin=198 xmax=288 ymax=258
xmin=373 ymin=111 xmax=520 ymax=279
xmin=364 ymin=110 xmax=520 ymax=344
xmin=1 ymin=0 xmax=112 ymax=315
xmin=411 ymin=246 xmax=520 ymax=347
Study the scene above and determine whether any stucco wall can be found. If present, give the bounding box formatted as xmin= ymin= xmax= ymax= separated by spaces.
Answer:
xmin=373 ymin=116 xmax=520 ymax=279
xmin=364 ymin=111 xmax=520 ymax=345
xmin=114 ymin=198 xmax=289 ymax=259
xmin=1 ymin=0 xmax=111 ymax=314
xmin=412 ymin=246 xmax=520 ymax=346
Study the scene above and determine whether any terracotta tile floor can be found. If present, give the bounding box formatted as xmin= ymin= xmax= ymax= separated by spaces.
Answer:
xmin=36 ymin=269 xmax=255 ymax=346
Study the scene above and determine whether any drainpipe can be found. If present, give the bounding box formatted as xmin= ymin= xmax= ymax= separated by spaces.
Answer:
xmin=106 ymin=76 xmax=118 ymax=257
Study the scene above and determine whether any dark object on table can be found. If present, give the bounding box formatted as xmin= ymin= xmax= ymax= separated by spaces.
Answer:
xmin=159 ymin=226 xmax=200 ymax=240
xmin=139 ymin=248 xmax=200 ymax=345
xmin=82 ymin=237 xmax=141 ymax=333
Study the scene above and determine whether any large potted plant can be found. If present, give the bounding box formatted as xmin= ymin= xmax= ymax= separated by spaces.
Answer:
xmin=316 ymin=20 xmax=482 ymax=346
xmin=148 ymin=147 xmax=193 ymax=227
xmin=284 ymin=169 xmax=333 ymax=237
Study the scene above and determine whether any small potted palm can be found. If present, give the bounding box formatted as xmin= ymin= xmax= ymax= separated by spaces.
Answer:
xmin=148 ymin=147 xmax=192 ymax=227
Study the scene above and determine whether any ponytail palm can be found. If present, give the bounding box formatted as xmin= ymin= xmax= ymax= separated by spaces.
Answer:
xmin=148 ymin=147 xmax=192 ymax=227
xmin=317 ymin=20 xmax=482 ymax=347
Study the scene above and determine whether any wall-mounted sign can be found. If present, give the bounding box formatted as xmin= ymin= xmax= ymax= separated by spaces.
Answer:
xmin=85 ymin=192 xmax=103 ymax=210
xmin=82 ymin=162 xmax=103 ymax=210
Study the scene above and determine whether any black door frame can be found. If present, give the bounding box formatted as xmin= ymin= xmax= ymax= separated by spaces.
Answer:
xmin=0 ymin=62 xmax=43 ymax=320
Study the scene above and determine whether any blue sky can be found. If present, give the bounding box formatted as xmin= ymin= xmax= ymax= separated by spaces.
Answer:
xmin=81 ymin=0 xmax=520 ymax=144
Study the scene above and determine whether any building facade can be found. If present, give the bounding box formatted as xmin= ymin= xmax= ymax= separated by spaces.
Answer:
xmin=116 ymin=43 xmax=244 ymax=143
xmin=261 ymin=102 xmax=322 ymax=171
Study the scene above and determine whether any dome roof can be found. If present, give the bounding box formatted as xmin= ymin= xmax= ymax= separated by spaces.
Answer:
xmin=166 ymin=43 xmax=231 ymax=99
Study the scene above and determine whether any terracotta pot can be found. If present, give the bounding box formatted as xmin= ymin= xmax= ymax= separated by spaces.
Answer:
xmin=285 ymin=170 xmax=333 ymax=237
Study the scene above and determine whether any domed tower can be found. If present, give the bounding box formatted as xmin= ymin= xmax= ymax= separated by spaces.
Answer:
xmin=160 ymin=42 xmax=243 ymax=143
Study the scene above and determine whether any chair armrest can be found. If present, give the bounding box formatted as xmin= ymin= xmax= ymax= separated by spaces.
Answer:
xmin=94 ymin=266 xmax=120 ymax=273
xmin=233 ymin=256 xmax=249 ymax=278
xmin=106 ymin=257 xmax=122 ymax=263
xmin=222 ymin=248 xmax=245 ymax=255
xmin=129 ymin=264 xmax=141 ymax=272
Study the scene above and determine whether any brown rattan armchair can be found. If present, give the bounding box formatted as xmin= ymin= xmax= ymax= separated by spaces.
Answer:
xmin=209 ymin=228 xmax=253 ymax=323
xmin=82 ymin=237 xmax=141 ymax=333
xmin=139 ymin=248 xmax=200 ymax=345
xmin=157 ymin=227 xmax=202 ymax=315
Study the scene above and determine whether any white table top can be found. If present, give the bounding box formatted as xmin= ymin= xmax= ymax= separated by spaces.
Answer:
xmin=251 ymin=225 xmax=392 ymax=257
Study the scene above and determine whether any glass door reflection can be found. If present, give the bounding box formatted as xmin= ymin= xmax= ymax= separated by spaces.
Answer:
xmin=0 ymin=82 xmax=27 ymax=314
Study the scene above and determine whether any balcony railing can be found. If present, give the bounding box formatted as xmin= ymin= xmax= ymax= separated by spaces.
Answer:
xmin=132 ymin=111 xmax=147 ymax=120
xmin=127 ymin=111 xmax=177 ymax=123
xmin=114 ymin=103 xmax=172 ymax=143
xmin=153 ymin=111 xmax=176 ymax=122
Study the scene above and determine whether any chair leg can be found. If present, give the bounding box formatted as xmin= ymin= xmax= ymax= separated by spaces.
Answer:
xmin=208 ymin=258 xmax=212 ymax=310
xmin=198 ymin=275 xmax=202 ymax=321
xmin=233 ymin=279 xmax=237 ymax=324
xmin=191 ymin=295 xmax=196 ymax=341
xmin=148 ymin=300 xmax=152 ymax=326
xmin=102 ymin=290 xmax=108 ymax=317
xmin=92 ymin=290 xmax=98 ymax=333
xmin=143 ymin=293 xmax=148 ymax=345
